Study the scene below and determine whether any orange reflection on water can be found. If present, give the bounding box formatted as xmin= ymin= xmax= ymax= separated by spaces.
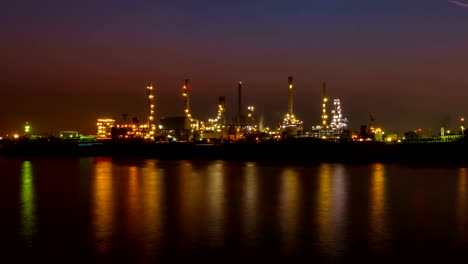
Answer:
xmin=316 ymin=163 xmax=348 ymax=258
xmin=243 ymin=162 xmax=258 ymax=248
xmin=141 ymin=160 xmax=163 ymax=260
xmin=457 ymin=168 xmax=467 ymax=239
xmin=92 ymin=158 xmax=114 ymax=252
xmin=127 ymin=166 xmax=140 ymax=236
xmin=279 ymin=167 xmax=300 ymax=255
xmin=178 ymin=160 xmax=202 ymax=248
xmin=370 ymin=163 xmax=388 ymax=246
xmin=21 ymin=161 xmax=36 ymax=247
xmin=206 ymin=160 xmax=226 ymax=247
xmin=317 ymin=163 xmax=332 ymax=254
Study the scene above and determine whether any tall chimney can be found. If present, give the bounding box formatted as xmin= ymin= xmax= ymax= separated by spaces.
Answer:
xmin=183 ymin=79 xmax=191 ymax=118
xmin=321 ymin=81 xmax=328 ymax=128
xmin=238 ymin=81 xmax=242 ymax=126
xmin=288 ymin=76 xmax=293 ymax=116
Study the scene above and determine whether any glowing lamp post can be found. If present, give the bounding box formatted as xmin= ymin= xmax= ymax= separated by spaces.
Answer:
xmin=24 ymin=122 xmax=31 ymax=134
xmin=461 ymin=117 xmax=465 ymax=135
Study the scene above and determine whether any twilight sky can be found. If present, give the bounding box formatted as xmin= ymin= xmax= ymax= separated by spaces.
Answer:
xmin=1 ymin=0 xmax=468 ymax=135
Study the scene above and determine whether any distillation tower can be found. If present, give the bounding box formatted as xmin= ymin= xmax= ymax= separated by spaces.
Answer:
xmin=146 ymin=83 xmax=156 ymax=136
xmin=330 ymin=99 xmax=348 ymax=130
xmin=311 ymin=82 xmax=349 ymax=139
xmin=321 ymin=81 xmax=328 ymax=128
xmin=288 ymin=76 xmax=293 ymax=116
xmin=183 ymin=79 xmax=191 ymax=119
xmin=280 ymin=76 xmax=303 ymax=137
xmin=237 ymin=81 xmax=242 ymax=127
xmin=218 ymin=96 xmax=226 ymax=127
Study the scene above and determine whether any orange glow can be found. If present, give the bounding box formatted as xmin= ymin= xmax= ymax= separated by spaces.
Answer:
xmin=370 ymin=163 xmax=388 ymax=248
xmin=457 ymin=168 xmax=467 ymax=239
xmin=280 ymin=167 xmax=300 ymax=254
xmin=127 ymin=166 xmax=140 ymax=236
xmin=206 ymin=161 xmax=226 ymax=246
xmin=142 ymin=160 xmax=163 ymax=258
xmin=93 ymin=158 xmax=114 ymax=253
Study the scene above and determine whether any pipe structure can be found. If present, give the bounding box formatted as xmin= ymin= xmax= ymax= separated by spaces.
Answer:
xmin=183 ymin=79 xmax=191 ymax=118
xmin=321 ymin=81 xmax=328 ymax=128
xmin=146 ymin=83 xmax=155 ymax=134
xmin=288 ymin=76 xmax=293 ymax=116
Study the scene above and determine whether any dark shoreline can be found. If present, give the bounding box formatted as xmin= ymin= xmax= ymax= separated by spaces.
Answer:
xmin=2 ymin=138 xmax=468 ymax=164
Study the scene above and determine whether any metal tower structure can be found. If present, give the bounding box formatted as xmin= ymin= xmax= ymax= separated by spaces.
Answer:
xmin=281 ymin=76 xmax=302 ymax=134
xmin=330 ymin=99 xmax=347 ymax=129
xmin=288 ymin=76 xmax=293 ymax=116
xmin=247 ymin=106 xmax=255 ymax=126
xmin=217 ymin=96 xmax=226 ymax=126
xmin=237 ymin=81 xmax=242 ymax=126
xmin=146 ymin=83 xmax=156 ymax=134
xmin=183 ymin=79 xmax=191 ymax=118
xmin=321 ymin=82 xmax=328 ymax=128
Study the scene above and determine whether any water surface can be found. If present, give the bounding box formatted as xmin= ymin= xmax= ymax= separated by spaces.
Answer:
xmin=0 ymin=157 xmax=467 ymax=263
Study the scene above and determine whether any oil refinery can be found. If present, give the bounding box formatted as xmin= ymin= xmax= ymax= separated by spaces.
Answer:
xmin=2 ymin=76 xmax=467 ymax=150
xmin=92 ymin=76 xmax=355 ymax=143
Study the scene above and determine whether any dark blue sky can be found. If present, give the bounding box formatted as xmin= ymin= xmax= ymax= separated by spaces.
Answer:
xmin=1 ymin=0 xmax=468 ymax=135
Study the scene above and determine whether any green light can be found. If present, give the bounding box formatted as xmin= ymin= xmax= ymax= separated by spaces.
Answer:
xmin=25 ymin=125 xmax=31 ymax=133
xmin=21 ymin=161 xmax=36 ymax=247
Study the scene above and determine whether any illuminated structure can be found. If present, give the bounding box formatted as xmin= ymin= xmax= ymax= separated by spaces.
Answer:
xmin=321 ymin=82 xmax=328 ymax=128
xmin=97 ymin=119 xmax=116 ymax=138
xmin=280 ymin=76 xmax=303 ymax=138
xmin=461 ymin=117 xmax=465 ymax=135
xmin=218 ymin=96 xmax=226 ymax=126
xmin=330 ymin=99 xmax=348 ymax=130
xmin=237 ymin=81 xmax=242 ymax=126
xmin=311 ymin=83 xmax=349 ymax=140
xmin=24 ymin=122 xmax=31 ymax=134
xmin=200 ymin=96 xmax=227 ymax=141
xmin=147 ymin=83 xmax=156 ymax=136
xmin=369 ymin=112 xmax=376 ymax=133
xmin=288 ymin=76 xmax=293 ymax=116
xmin=183 ymin=79 xmax=191 ymax=118
xmin=247 ymin=106 xmax=255 ymax=126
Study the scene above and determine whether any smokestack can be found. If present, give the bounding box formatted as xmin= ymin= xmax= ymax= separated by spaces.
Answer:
xmin=238 ymin=81 xmax=242 ymax=126
xmin=321 ymin=81 xmax=328 ymax=128
xmin=288 ymin=76 xmax=293 ymax=116
xmin=218 ymin=96 xmax=226 ymax=126
xmin=146 ymin=83 xmax=155 ymax=133
xmin=183 ymin=79 xmax=191 ymax=118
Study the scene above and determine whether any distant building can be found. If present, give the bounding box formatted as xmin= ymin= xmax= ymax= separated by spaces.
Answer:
xmin=159 ymin=116 xmax=194 ymax=142
xmin=97 ymin=119 xmax=115 ymax=138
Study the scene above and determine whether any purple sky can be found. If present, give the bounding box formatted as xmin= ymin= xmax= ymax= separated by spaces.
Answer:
xmin=1 ymin=0 xmax=468 ymax=135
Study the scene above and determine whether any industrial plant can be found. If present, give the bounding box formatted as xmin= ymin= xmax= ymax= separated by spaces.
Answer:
xmin=2 ymin=76 xmax=467 ymax=148
xmin=92 ymin=76 xmax=358 ymax=143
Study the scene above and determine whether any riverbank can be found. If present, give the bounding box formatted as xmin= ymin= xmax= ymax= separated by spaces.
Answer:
xmin=1 ymin=138 xmax=468 ymax=164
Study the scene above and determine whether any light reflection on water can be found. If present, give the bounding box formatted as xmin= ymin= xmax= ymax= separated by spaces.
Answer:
xmin=317 ymin=163 xmax=348 ymax=260
xmin=370 ymin=163 xmax=388 ymax=251
xmin=127 ymin=166 xmax=140 ymax=237
xmin=141 ymin=160 xmax=163 ymax=260
xmin=5 ymin=157 xmax=463 ymax=262
xmin=458 ymin=168 xmax=467 ymax=245
xmin=206 ymin=160 xmax=226 ymax=247
xmin=92 ymin=157 xmax=114 ymax=253
xmin=242 ymin=162 xmax=258 ymax=249
xmin=178 ymin=160 xmax=202 ymax=251
xmin=20 ymin=160 xmax=36 ymax=247
xmin=279 ymin=166 xmax=300 ymax=255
